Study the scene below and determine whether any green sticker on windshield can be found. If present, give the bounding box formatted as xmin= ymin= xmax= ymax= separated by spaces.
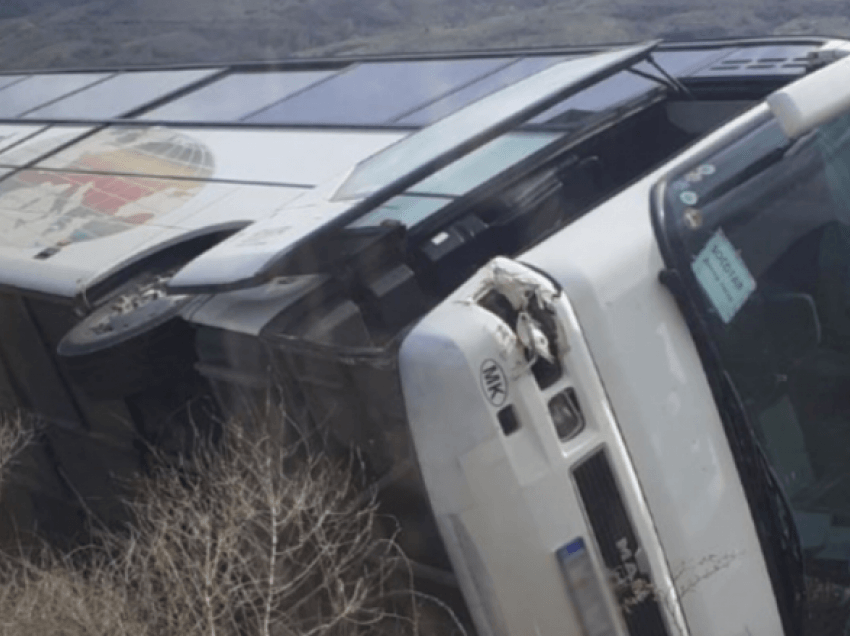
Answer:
xmin=692 ymin=230 xmax=756 ymax=323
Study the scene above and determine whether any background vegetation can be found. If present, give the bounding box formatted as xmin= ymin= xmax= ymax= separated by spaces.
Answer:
xmin=0 ymin=0 xmax=849 ymax=70
xmin=0 ymin=412 xmax=463 ymax=636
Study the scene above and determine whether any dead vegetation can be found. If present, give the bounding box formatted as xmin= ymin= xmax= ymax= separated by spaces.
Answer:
xmin=0 ymin=551 xmax=145 ymax=636
xmin=0 ymin=411 xmax=36 ymax=489
xmin=0 ymin=410 xmax=464 ymax=636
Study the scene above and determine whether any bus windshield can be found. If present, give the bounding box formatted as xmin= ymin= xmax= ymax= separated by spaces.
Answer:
xmin=657 ymin=110 xmax=850 ymax=634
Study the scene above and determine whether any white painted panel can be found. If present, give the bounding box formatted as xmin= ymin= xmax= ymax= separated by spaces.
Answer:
xmin=0 ymin=222 xmax=181 ymax=297
xmin=0 ymin=172 xmax=307 ymax=295
xmin=169 ymin=186 xmax=353 ymax=292
xmin=0 ymin=169 xmax=224 ymax=251
xmin=84 ymin=183 xmax=308 ymax=291
xmin=170 ymin=182 xmax=307 ymax=229
xmin=0 ymin=124 xmax=47 ymax=154
xmin=0 ymin=126 xmax=93 ymax=167
xmin=39 ymin=126 xmax=406 ymax=186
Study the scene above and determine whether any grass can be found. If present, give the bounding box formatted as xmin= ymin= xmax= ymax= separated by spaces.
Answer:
xmin=0 ymin=410 xmax=465 ymax=636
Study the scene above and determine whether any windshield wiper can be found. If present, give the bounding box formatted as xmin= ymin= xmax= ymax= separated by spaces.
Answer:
xmin=718 ymin=370 xmax=807 ymax=635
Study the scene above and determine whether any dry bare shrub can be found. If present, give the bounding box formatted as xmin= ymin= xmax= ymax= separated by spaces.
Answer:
xmin=97 ymin=415 xmax=438 ymax=636
xmin=0 ymin=411 xmax=36 ymax=487
xmin=0 ymin=404 xmax=461 ymax=636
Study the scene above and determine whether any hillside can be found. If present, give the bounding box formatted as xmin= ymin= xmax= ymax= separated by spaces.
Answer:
xmin=0 ymin=0 xmax=848 ymax=70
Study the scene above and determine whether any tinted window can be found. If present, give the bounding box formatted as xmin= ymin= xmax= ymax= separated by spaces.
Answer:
xmin=348 ymin=194 xmax=450 ymax=228
xmin=336 ymin=43 xmax=654 ymax=201
xmin=0 ymin=73 xmax=112 ymax=118
xmin=410 ymin=131 xmax=559 ymax=196
xmin=245 ymin=58 xmax=511 ymax=125
xmin=25 ymin=69 xmax=221 ymax=119
xmin=531 ymin=70 xmax=657 ymax=124
xmin=141 ymin=70 xmax=335 ymax=121
xmin=0 ymin=75 xmax=26 ymax=92
xmin=397 ymin=56 xmax=566 ymax=126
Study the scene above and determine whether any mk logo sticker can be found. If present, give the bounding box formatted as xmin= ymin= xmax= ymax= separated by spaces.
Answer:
xmin=479 ymin=359 xmax=508 ymax=407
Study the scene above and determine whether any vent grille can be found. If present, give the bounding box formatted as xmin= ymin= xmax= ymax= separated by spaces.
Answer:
xmin=708 ymin=61 xmax=798 ymax=72
xmin=694 ymin=46 xmax=815 ymax=77
xmin=573 ymin=450 xmax=669 ymax=636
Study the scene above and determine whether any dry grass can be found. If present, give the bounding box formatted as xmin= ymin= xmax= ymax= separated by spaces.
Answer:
xmin=0 ymin=410 xmax=464 ymax=636
xmin=0 ymin=551 xmax=147 ymax=636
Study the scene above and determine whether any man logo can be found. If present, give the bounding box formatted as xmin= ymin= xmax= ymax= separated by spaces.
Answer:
xmin=480 ymin=359 xmax=508 ymax=407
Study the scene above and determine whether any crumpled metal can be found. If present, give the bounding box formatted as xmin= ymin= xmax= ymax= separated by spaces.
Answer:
xmin=480 ymin=261 xmax=559 ymax=364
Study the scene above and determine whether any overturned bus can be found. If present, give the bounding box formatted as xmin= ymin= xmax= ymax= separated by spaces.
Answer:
xmin=1 ymin=35 xmax=850 ymax=635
